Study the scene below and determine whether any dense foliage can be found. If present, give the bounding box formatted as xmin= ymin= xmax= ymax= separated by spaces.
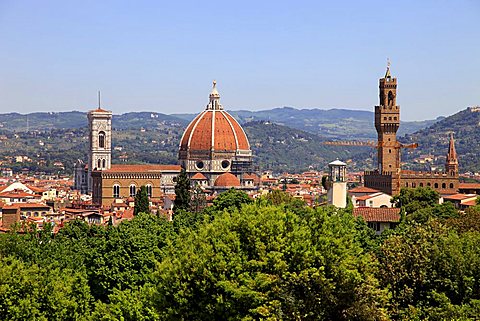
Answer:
xmin=134 ymin=185 xmax=150 ymax=215
xmin=1 ymin=188 xmax=480 ymax=320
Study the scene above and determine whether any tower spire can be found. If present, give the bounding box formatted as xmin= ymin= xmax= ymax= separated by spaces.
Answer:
xmin=385 ymin=58 xmax=391 ymax=78
xmin=98 ymin=90 xmax=101 ymax=109
xmin=445 ymin=132 xmax=458 ymax=175
xmin=207 ymin=80 xmax=222 ymax=110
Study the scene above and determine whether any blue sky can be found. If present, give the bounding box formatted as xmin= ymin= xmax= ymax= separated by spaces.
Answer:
xmin=0 ymin=0 xmax=478 ymax=120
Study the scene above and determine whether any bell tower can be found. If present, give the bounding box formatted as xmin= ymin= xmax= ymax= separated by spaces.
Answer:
xmin=87 ymin=98 xmax=112 ymax=193
xmin=375 ymin=62 xmax=400 ymax=172
xmin=445 ymin=133 xmax=458 ymax=176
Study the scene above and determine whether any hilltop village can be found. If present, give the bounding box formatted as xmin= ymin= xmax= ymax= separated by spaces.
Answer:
xmin=1 ymin=67 xmax=479 ymax=233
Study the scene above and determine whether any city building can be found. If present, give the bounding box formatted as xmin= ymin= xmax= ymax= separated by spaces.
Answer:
xmin=74 ymin=82 xmax=258 ymax=207
xmin=327 ymin=159 xmax=347 ymax=208
xmin=178 ymin=81 xmax=258 ymax=190
xmin=364 ymin=66 xmax=459 ymax=195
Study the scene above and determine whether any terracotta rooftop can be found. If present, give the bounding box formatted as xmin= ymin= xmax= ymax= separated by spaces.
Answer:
xmin=355 ymin=192 xmax=385 ymax=201
xmin=214 ymin=172 xmax=241 ymax=187
xmin=349 ymin=186 xmax=380 ymax=194
xmin=462 ymin=199 xmax=477 ymax=207
xmin=443 ymin=193 xmax=477 ymax=201
xmin=179 ymin=110 xmax=250 ymax=152
xmin=3 ymin=202 xmax=51 ymax=210
xmin=103 ymin=164 xmax=181 ymax=173
xmin=459 ymin=183 xmax=480 ymax=190
xmin=0 ymin=191 xmax=35 ymax=198
xmin=191 ymin=173 xmax=207 ymax=180
xmin=353 ymin=207 xmax=401 ymax=222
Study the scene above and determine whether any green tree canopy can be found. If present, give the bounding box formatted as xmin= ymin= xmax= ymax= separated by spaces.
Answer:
xmin=151 ymin=204 xmax=388 ymax=320
xmin=391 ymin=187 xmax=440 ymax=214
xmin=134 ymin=185 xmax=150 ymax=215
xmin=174 ymin=168 xmax=191 ymax=213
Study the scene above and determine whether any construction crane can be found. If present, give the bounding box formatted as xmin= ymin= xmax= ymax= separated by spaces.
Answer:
xmin=323 ymin=140 xmax=418 ymax=150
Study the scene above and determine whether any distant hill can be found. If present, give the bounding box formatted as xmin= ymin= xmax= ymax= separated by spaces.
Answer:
xmin=243 ymin=121 xmax=370 ymax=173
xmin=174 ymin=107 xmax=440 ymax=139
xmin=0 ymin=111 xmax=187 ymax=131
xmin=0 ymin=107 xmax=446 ymax=175
xmin=401 ymin=107 xmax=480 ymax=173
xmin=0 ymin=120 xmax=370 ymax=175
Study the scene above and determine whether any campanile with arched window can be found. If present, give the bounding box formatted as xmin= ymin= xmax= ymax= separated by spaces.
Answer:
xmin=87 ymin=107 xmax=112 ymax=193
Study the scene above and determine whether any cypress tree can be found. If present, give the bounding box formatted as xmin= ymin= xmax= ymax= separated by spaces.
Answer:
xmin=174 ymin=168 xmax=191 ymax=212
xmin=134 ymin=185 xmax=150 ymax=215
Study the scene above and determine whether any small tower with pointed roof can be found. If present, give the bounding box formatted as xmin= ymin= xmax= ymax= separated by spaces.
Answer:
xmin=327 ymin=159 xmax=347 ymax=208
xmin=445 ymin=133 xmax=458 ymax=176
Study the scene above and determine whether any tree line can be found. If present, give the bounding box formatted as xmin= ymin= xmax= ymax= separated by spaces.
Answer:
xmin=0 ymin=186 xmax=479 ymax=320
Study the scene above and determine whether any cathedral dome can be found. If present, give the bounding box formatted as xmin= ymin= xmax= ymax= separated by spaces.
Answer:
xmin=179 ymin=81 xmax=250 ymax=154
xmin=214 ymin=172 xmax=241 ymax=187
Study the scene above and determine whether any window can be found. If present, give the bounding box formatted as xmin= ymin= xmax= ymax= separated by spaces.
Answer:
xmin=368 ymin=222 xmax=381 ymax=231
xmin=405 ymin=182 xmax=408 ymax=187
xmin=113 ymin=184 xmax=120 ymax=198
xmin=434 ymin=183 xmax=439 ymax=188
xmin=146 ymin=184 xmax=152 ymax=197
xmin=99 ymin=131 xmax=106 ymax=148
xmin=97 ymin=159 xmax=101 ymax=169
xmin=427 ymin=182 xmax=431 ymax=187
xmin=129 ymin=184 xmax=136 ymax=197
xmin=412 ymin=183 xmax=416 ymax=188
xmin=450 ymin=183 xmax=454 ymax=188
xmin=420 ymin=183 xmax=424 ymax=187
xmin=221 ymin=160 xmax=230 ymax=169
xmin=102 ymin=159 xmax=106 ymax=168
xmin=442 ymin=183 xmax=446 ymax=189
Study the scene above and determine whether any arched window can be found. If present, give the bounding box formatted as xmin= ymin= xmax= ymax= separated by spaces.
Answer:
xmin=146 ymin=184 xmax=152 ymax=197
xmin=405 ymin=182 xmax=408 ymax=187
xmin=442 ymin=183 xmax=446 ymax=189
xmin=97 ymin=159 xmax=101 ymax=169
xmin=98 ymin=131 xmax=106 ymax=148
xmin=427 ymin=182 xmax=431 ymax=187
xmin=434 ymin=183 xmax=439 ymax=188
xmin=412 ymin=183 xmax=416 ymax=188
xmin=388 ymin=91 xmax=394 ymax=106
xmin=102 ymin=159 xmax=106 ymax=168
xmin=450 ymin=183 xmax=454 ymax=188
xmin=420 ymin=183 xmax=424 ymax=187
xmin=129 ymin=184 xmax=136 ymax=197
xmin=113 ymin=184 xmax=120 ymax=198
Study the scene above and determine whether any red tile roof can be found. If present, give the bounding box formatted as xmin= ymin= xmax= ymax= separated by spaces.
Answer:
xmin=459 ymin=183 xmax=480 ymax=190
xmin=353 ymin=207 xmax=401 ymax=222
xmin=2 ymin=202 xmax=50 ymax=210
xmin=214 ymin=173 xmax=241 ymax=187
xmin=104 ymin=164 xmax=181 ymax=173
xmin=180 ymin=109 xmax=250 ymax=152
xmin=462 ymin=199 xmax=477 ymax=207
xmin=191 ymin=173 xmax=207 ymax=180
xmin=349 ymin=186 xmax=380 ymax=193
xmin=443 ymin=193 xmax=477 ymax=201
xmin=0 ymin=191 xmax=35 ymax=198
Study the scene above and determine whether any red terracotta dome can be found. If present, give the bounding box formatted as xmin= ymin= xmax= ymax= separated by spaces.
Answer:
xmin=179 ymin=81 xmax=250 ymax=153
xmin=214 ymin=172 xmax=241 ymax=187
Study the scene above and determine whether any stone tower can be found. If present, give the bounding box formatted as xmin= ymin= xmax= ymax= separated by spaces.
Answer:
xmin=87 ymin=107 xmax=112 ymax=192
xmin=327 ymin=159 xmax=347 ymax=208
xmin=445 ymin=133 xmax=458 ymax=176
xmin=375 ymin=64 xmax=400 ymax=172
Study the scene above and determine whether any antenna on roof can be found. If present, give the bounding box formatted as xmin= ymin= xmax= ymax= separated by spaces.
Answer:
xmin=98 ymin=91 xmax=101 ymax=109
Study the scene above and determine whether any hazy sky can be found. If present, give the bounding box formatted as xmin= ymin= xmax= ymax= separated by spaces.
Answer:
xmin=0 ymin=0 xmax=478 ymax=120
